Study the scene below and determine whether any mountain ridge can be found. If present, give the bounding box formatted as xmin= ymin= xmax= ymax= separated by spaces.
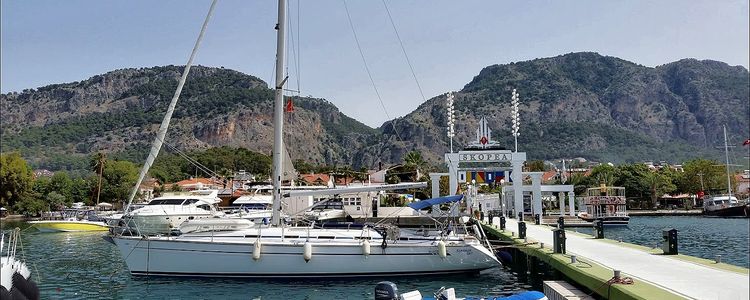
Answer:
xmin=2 ymin=53 xmax=748 ymax=172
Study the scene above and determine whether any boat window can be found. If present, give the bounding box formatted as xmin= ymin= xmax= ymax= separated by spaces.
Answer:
xmin=311 ymin=199 xmax=344 ymax=211
xmin=184 ymin=199 xmax=199 ymax=205
xmin=197 ymin=204 xmax=211 ymax=211
xmin=148 ymin=199 xmax=186 ymax=205
xmin=243 ymin=203 xmax=271 ymax=210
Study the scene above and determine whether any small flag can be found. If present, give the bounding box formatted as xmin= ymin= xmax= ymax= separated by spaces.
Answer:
xmin=743 ymin=139 xmax=750 ymax=146
xmin=285 ymin=97 xmax=294 ymax=112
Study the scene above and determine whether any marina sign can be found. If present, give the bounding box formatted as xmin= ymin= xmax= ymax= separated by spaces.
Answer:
xmin=458 ymin=151 xmax=513 ymax=162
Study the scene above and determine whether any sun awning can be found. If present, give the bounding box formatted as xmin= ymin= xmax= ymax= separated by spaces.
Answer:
xmin=407 ymin=195 xmax=464 ymax=210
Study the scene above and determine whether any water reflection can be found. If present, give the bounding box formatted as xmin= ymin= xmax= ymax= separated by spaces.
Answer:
xmin=3 ymin=221 xmax=523 ymax=300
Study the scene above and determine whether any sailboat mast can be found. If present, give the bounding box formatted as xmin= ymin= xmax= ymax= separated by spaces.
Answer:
xmin=723 ymin=125 xmax=733 ymax=198
xmin=272 ymin=0 xmax=287 ymax=226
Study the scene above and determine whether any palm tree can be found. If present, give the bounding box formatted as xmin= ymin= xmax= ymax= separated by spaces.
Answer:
xmin=641 ymin=171 xmax=676 ymax=209
xmin=90 ymin=153 xmax=107 ymax=206
xmin=403 ymin=150 xmax=427 ymax=181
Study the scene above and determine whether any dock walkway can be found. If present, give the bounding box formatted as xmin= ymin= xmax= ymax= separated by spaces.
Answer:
xmin=500 ymin=218 xmax=749 ymax=300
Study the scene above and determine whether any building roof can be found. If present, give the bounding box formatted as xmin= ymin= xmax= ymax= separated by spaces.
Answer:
xmin=542 ymin=170 xmax=557 ymax=182
xmin=300 ymin=173 xmax=330 ymax=185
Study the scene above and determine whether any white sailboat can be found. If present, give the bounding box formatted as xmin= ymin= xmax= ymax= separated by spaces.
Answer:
xmin=110 ymin=0 xmax=500 ymax=277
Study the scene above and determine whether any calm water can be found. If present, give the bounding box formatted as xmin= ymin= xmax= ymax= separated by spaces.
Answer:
xmin=3 ymin=216 xmax=748 ymax=299
xmin=572 ymin=216 xmax=750 ymax=268
xmin=2 ymin=221 xmax=526 ymax=300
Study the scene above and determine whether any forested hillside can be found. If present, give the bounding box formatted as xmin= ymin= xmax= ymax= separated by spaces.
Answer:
xmin=2 ymin=53 xmax=748 ymax=172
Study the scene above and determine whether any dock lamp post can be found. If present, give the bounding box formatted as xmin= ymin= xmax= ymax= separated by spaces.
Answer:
xmin=446 ymin=92 xmax=456 ymax=153
xmin=511 ymin=89 xmax=520 ymax=153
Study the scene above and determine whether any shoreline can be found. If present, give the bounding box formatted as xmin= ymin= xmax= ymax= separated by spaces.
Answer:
xmin=627 ymin=209 xmax=704 ymax=216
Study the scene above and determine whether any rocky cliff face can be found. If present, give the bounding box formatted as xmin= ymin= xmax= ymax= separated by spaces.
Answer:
xmin=375 ymin=53 xmax=749 ymax=164
xmin=2 ymin=53 xmax=748 ymax=171
xmin=1 ymin=65 xmax=376 ymax=169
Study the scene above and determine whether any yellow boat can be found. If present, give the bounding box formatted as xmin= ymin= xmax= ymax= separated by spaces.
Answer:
xmin=29 ymin=209 xmax=109 ymax=232
xmin=29 ymin=220 xmax=109 ymax=232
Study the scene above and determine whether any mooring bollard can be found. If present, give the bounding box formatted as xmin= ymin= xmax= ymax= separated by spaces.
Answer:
xmin=534 ymin=214 xmax=541 ymax=225
xmin=570 ymin=255 xmax=577 ymax=263
xmin=715 ymin=255 xmax=722 ymax=263
xmin=518 ymin=221 xmax=527 ymax=239
xmin=552 ymin=228 xmax=566 ymax=254
xmin=661 ymin=228 xmax=678 ymax=255
xmin=593 ymin=219 xmax=604 ymax=239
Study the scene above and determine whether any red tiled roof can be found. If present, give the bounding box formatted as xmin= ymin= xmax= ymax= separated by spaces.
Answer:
xmin=300 ymin=174 xmax=330 ymax=184
xmin=542 ymin=170 xmax=557 ymax=182
xmin=175 ymin=178 xmax=221 ymax=186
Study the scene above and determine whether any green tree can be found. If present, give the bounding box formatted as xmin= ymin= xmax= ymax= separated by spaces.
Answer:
xmin=525 ymin=160 xmax=546 ymax=172
xmin=100 ymin=160 xmax=138 ymax=203
xmin=46 ymin=191 xmax=67 ymax=210
xmin=679 ymin=159 xmax=726 ymax=195
xmin=642 ymin=170 xmax=677 ymax=209
xmin=614 ymin=163 xmax=650 ymax=203
xmin=589 ymin=164 xmax=617 ymax=186
xmin=48 ymin=171 xmax=73 ymax=205
xmin=70 ymin=177 xmax=92 ymax=205
xmin=0 ymin=152 xmax=34 ymax=212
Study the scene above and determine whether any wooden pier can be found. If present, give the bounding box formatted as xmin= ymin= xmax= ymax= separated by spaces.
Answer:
xmin=482 ymin=219 xmax=749 ymax=300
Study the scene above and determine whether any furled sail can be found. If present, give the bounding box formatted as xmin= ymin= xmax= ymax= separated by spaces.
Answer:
xmin=124 ymin=0 xmax=218 ymax=211
xmin=282 ymin=144 xmax=298 ymax=184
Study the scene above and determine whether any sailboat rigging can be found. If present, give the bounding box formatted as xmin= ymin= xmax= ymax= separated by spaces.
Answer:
xmin=702 ymin=125 xmax=750 ymax=218
xmin=109 ymin=0 xmax=500 ymax=277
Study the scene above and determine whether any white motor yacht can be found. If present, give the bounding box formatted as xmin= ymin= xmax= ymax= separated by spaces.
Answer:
xmin=225 ymin=185 xmax=275 ymax=223
xmin=121 ymin=190 xmax=224 ymax=234
xmin=303 ymin=198 xmax=348 ymax=221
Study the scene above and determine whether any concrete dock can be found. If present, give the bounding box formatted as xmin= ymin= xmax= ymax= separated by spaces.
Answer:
xmin=483 ymin=219 xmax=749 ymax=300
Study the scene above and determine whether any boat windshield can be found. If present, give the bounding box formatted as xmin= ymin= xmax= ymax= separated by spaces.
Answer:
xmin=148 ymin=199 xmax=186 ymax=205
xmin=311 ymin=200 xmax=344 ymax=211
xmin=242 ymin=203 xmax=272 ymax=210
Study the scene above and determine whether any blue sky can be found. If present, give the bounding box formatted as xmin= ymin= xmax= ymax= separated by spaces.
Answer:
xmin=2 ymin=0 xmax=748 ymax=127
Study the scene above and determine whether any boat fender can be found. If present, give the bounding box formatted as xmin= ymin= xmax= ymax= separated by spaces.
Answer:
xmin=362 ymin=239 xmax=371 ymax=257
xmin=381 ymin=231 xmax=388 ymax=249
xmin=437 ymin=240 xmax=447 ymax=258
xmin=12 ymin=272 xmax=38 ymax=300
xmin=253 ymin=240 xmax=262 ymax=261
xmin=11 ymin=288 xmax=29 ymax=300
xmin=0 ymin=286 xmax=11 ymax=300
xmin=303 ymin=242 xmax=312 ymax=262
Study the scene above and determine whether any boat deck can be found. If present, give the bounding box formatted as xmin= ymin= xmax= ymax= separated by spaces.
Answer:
xmin=488 ymin=218 xmax=749 ymax=299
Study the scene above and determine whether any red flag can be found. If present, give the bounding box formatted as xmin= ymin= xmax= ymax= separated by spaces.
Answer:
xmin=743 ymin=139 xmax=750 ymax=146
xmin=285 ymin=97 xmax=294 ymax=112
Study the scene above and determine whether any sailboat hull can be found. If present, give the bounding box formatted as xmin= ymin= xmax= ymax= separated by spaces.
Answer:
xmin=112 ymin=231 xmax=499 ymax=277
xmin=704 ymin=204 xmax=750 ymax=218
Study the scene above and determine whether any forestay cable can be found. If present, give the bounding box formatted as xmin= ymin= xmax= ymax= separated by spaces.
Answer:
xmin=125 ymin=0 xmax=218 ymax=212
xmin=342 ymin=0 xmax=404 ymax=143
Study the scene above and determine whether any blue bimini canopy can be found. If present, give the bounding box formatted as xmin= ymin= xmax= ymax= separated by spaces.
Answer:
xmin=407 ymin=195 xmax=464 ymax=210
